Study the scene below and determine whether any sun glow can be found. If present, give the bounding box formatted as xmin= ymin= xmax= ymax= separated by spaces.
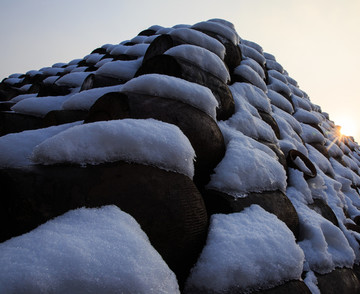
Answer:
xmin=336 ymin=117 xmax=358 ymax=137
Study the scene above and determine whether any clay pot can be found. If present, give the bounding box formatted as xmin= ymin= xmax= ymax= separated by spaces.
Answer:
xmin=135 ymin=55 xmax=235 ymax=120
xmin=0 ymin=162 xmax=208 ymax=288
xmin=202 ymin=189 xmax=299 ymax=238
xmin=287 ymin=149 xmax=317 ymax=179
xmin=85 ymin=92 xmax=225 ymax=188
xmin=315 ymin=268 xmax=360 ymax=294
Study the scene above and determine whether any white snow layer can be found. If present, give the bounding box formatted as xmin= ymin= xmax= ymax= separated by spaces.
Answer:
xmin=168 ymin=28 xmax=226 ymax=59
xmin=62 ymin=85 xmax=123 ymax=111
xmin=230 ymin=82 xmax=272 ymax=114
xmin=0 ymin=206 xmax=180 ymax=294
xmin=121 ymin=74 xmax=218 ymax=120
xmin=110 ymin=43 xmax=149 ymax=57
xmin=186 ymin=205 xmax=304 ymax=293
xmin=0 ymin=122 xmax=82 ymax=168
xmin=164 ymin=44 xmax=230 ymax=83
xmin=240 ymin=57 xmax=266 ymax=79
xmin=95 ymin=58 xmax=143 ymax=80
xmin=207 ymin=134 xmax=286 ymax=196
xmin=192 ymin=20 xmax=240 ymax=45
xmin=11 ymin=94 xmax=73 ymax=117
xmin=239 ymin=44 xmax=266 ymax=67
xmin=30 ymin=119 xmax=196 ymax=178
xmin=295 ymin=199 xmax=355 ymax=274
xmin=55 ymin=72 xmax=91 ymax=87
xmin=233 ymin=64 xmax=267 ymax=92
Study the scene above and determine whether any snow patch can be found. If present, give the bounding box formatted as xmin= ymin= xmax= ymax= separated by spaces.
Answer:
xmin=0 ymin=206 xmax=180 ymax=294
xmin=121 ymin=74 xmax=218 ymax=120
xmin=31 ymin=119 xmax=195 ymax=178
xmin=186 ymin=205 xmax=304 ymax=293
xmin=164 ymin=44 xmax=230 ymax=83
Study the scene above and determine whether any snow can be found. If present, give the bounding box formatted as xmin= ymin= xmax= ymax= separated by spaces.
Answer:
xmin=227 ymin=83 xmax=277 ymax=143
xmin=94 ymin=58 xmax=113 ymax=68
xmin=185 ymin=205 xmax=304 ymax=293
xmin=306 ymin=143 xmax=335 ymax=177
xmin=268 ymin=69 xmax=288 ymax=84
xmin=304 ymin=271 xmax=321 ymax=294
xmin=121 ymin=74 xmax=218 ymax=120
xmin=95 ymin=58 xmax=143 ymax=80
xmin=233 ymin=64 xmax=267 ymax=92
xmin=293 ymin=109 xmax=322 ymax=125
xmin=62 ymin=84 xmax=123 ymax=111
xmin=68 ymin=58 xmax=82 ymax=65
xmin=26 ymin=69 xmax=42 ymax=76
xmin=143 ymin=34 xmax=159 ymax=43
xmin=110 ymin=43 xmax=149 ymax=57
xmin=0 ymin=122 xmax=82 ymax=168
xmin=325 ymin=138 xmax=344 ymax=158
xmin=0 ymin=206 xmax=180 ymax=294
xmin=330 ymin=157 xmax=360 ymax=186
xmin=70 ymin=66 xmax=87 ymax=72
xmin=267 ymin=77 xmax=292 ymax=98
xmin=291 ymin=94 xmax=312 ymax=111
xmin=225 ymin=109 xmax=277 ymax=143
xmin=300 ymin=123 xmax=325 ymax=144
xmin=285 ymin=75 xmax=299 ymax=87
xmin=52 ymin=62 xmax=66 ymax=68
xmin=39 ymin=66 xmax=64 ymax=76
xmin=207 ymin=134 xmax=286 ymax=196
xmin=240 ymin=39 xmax=263 ymax=54
xmin=209 ymin=18 xmax=236 ymax=30
xmin=192 ymin=21 xmax=240 ymax=45
xmin=2 ymin=19 xmax=360 ymax=293
xmin=31 ymin=119 xmax=196 ymax=179
xmin=240 ymin=57 xmax=266 ymax=80
xmin=288 ymin=83 xmax=304 ymax=97
xmin=130 ymin=35 xmax=148 ymax=44
xmin=266 ymin=59 xmax=284 ymax=73
xmin=168 ymin=28 xmax=226 ymax=59
xmin=230 ymin=82 xmax=271 ymax=113
xmin=84 ymin=53 xmax=104 ymax=64
xmin=10 ymin=93 xmax=37 ymax=103
xmin=164 ymin=44 xmax=230 ymax=83
xmin=267 ymin=89 xmax=294 ymax=114
xmin=218 ymin=121 xmax=278 ymax=158
xmin=272 ymin=107 xmax=308 ymax=156
xmin=11 ymin=94 xmax=73 ymax=118
xmin=3 ymin=77 xmax=24 ymax=85
xmin=43 ymin=75 xmax=60 ymax=85
xmin=55 ymin=72 xmax=92 ymax=88
xmin=239 ymin=44 xmax=266 ymax=67
xmin=264 ymin=52 xmax=276 ymax=61
xmin=156 ymin=27 xmax=174 ymax=34
xmin=272 ymin=105 xmax=302 ymax=135
xmin=8 ymin=73 xmax=23 ymax=78
xmin=295 ymin=201 xmax=355 ymax=274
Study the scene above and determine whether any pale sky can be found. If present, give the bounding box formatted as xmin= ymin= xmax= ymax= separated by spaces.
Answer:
xmin=1 ymin=0 xmax=359 ymax=141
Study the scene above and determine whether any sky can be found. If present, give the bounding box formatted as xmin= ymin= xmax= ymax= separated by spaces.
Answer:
xmin=1 ymin=0 xmax=359 ymax=141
